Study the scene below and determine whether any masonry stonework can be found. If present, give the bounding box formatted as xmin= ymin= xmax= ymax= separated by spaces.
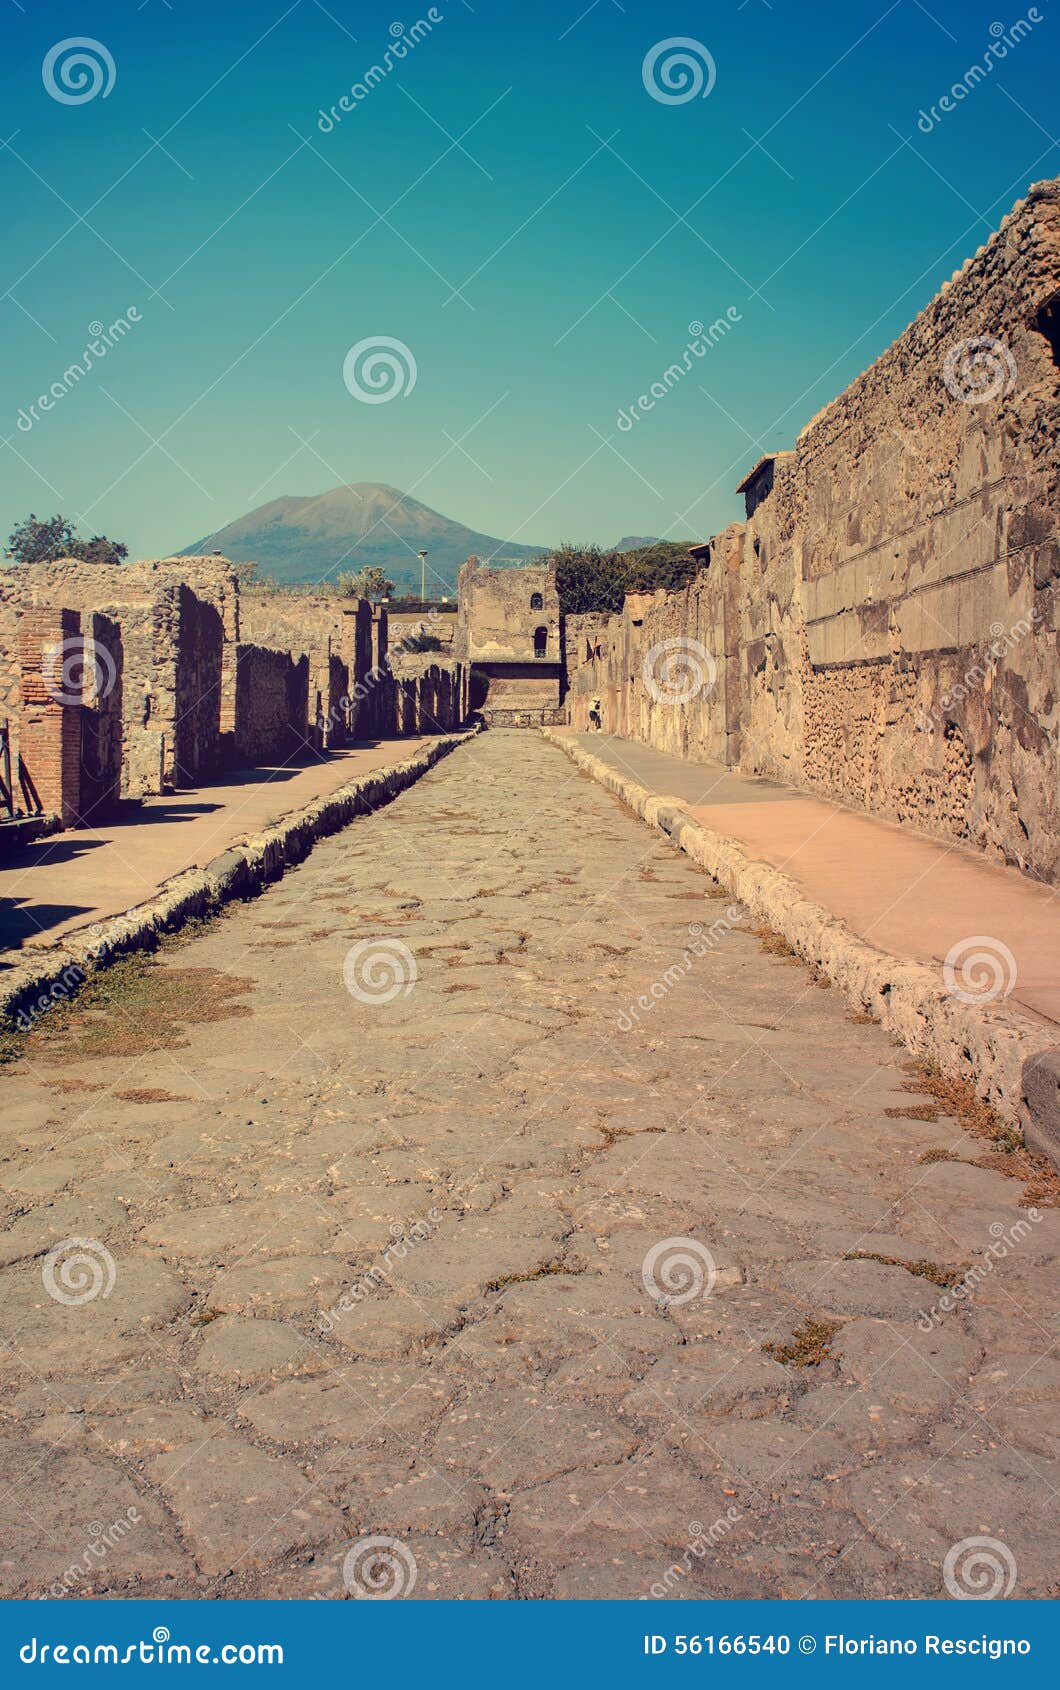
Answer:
xmin=457 ymin=558 xmax=565 ymax=725
xmin=0 ymin=558 xmax=465 ymax=846
xmin=568 ymin=181 xmax=1060 ymax=883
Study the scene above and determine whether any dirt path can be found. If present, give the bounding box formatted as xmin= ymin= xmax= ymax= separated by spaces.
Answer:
xmin=1 ymin=732 xmax=1056 ymax=1600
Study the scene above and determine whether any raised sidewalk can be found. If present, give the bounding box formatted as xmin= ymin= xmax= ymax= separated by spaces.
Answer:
xmin=0 ymin=735 xmax=465 ymax=1025
xmin=1 ymin=740 xmax=433 ymax=954
xmin=545 ymin=729 xmax=1060 ymax=1154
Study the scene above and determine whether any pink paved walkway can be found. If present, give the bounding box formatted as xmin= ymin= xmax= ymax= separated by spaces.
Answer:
xmin=0 ymin=739 xmax=432 ymax=955
xmin=560 ymin=731 xmax=1060 ymax=1031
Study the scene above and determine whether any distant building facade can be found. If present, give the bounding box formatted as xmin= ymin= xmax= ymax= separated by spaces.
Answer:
xmin=456 ymin=558 xmax=565 ymax=726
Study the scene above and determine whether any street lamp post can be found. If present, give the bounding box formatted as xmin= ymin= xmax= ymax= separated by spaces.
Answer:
xmin=417 ymin=550 xmax=428 ymax=603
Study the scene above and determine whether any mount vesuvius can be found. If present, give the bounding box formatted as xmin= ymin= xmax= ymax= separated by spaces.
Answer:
xmin=179 ymin=484 xmax=548 ymax=592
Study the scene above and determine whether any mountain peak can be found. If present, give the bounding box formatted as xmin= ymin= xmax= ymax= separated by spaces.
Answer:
xmin=180 ymin=484 xmax=548 ymax=592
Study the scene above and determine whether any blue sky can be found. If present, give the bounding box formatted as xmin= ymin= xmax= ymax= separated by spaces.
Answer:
xmin=2 ymin=0 xmax=1057 ymax=564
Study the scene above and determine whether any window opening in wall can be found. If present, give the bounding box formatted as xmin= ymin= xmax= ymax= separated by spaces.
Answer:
xmin=1034 ymin=294 xmax=1060 ymax=367
xmin=533 ymin=626 xmax=547 ymax=657
xmin=530 ymin=592 xmax=543 ymax=610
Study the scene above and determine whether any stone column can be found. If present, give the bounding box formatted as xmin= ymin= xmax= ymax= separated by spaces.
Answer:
xmin=18 ymin=606 xmax=83 ymax=826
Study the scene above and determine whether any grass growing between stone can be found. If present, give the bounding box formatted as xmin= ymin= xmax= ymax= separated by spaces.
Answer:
xmin=749 ymin=924 xmax=800 ymax=960
xmin=910 ymin=1061 xmax=1060 ymax=1208
xmin=763 ymin=1316 xmax=841 ymax=1367
xmin=842 ymin=1250 xmax=966 ymax=1288
xmin=1 ymin=952 xmax=253 ymax=1068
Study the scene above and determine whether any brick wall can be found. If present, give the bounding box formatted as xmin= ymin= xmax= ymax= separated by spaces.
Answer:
xmin=0 ymin=558 xmax=228 ymax=800
xmin=16 ymin=607 xmax=82 ymax=825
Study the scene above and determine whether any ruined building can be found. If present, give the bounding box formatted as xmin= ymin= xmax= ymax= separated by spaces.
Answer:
xmin=566 ymin=180 xmax=1060 ymax=886
xmin=0 ymin=558 xmax=467 ymax=841
xmin=456 ymin=557 xmax=565 ymax=726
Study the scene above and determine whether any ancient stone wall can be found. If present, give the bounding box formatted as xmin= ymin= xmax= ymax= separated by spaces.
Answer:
xmin=457 ymin=558 xmax=564 ymax=724
xmin=386 ymin=604 xmax=458 ymax=651
xmin=457 ymin=558 xmax=560 ymax=663
xmin=316 ymin=652 xmax=351 ymax=749
xmin=239 ymin=590 xmax=357 ymax=664
xmin=239 ymin=590 xmax=368 ymax=747
xmin=8 ymin=606 xmax=124 ymax=825
xmin=472 ymin=669 xmax=566 ymax=727
xmin=80 ymin=612 xmax=124 ymax=820
xmin=0 ymin=559 xmax=449 ymax=827
xmin=232 ymin=645 xmax=307 ymax=767
xmin=387 ymin=652 xmax=468 ymax=733
xmin=567 ymin=181 xmax=1060 ymax=882
xmin=565 ymin=573 xmax=731 ymax=759
xmin=172 ymin=585 xmax=223 ymax=787
xmin=0 ymin=559 xmax=227 ymax=800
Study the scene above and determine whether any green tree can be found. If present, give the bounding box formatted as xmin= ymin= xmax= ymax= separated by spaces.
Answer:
xmin=73 ymin=534 xmax=129 ymax=564
xmin=551 ymin=544 xmax=628 ymax=616
xmin=5 ymin=513 xmax=127 ymax=566
xmin=337 ymin=564 xmax=395 ymax=600
xmin=550 ymin=540 xmax=701 ymax=615
xmin=622 ymin=540 xmax=699 ymax=595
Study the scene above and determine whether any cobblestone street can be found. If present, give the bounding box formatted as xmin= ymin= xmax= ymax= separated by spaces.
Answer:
xmin=1 ymin=733 xmax=1057 ymax=1600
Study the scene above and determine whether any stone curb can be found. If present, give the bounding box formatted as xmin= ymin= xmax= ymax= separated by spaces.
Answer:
xmin=2 ymin=734 xmax=469 ymax=1032
xmin=543 ymin=728 xmax=1058 ymax=1151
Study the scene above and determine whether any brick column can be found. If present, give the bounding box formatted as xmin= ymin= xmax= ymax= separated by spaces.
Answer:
xmin=18 ymin=607 xmax=82 ymax=826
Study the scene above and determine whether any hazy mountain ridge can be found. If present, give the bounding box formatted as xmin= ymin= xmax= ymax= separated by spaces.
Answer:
xmin=180 ymin=483 xmax=548 ymax=591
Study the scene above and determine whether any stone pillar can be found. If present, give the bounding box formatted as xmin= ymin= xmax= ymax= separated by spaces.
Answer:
xmin=18 ymin=607 xmax=82 ymax=826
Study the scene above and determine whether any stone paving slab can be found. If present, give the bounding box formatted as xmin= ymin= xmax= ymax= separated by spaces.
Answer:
xmin=0 ymin=730 xmax=1056 ymax=1600
xmin=0 ymin=738 xmax=436 ymax=956
xmin=546 ymin=728 xmax=1059 ymax=1154
xmin=558 ymin=730 xmax=1060 ymax=1026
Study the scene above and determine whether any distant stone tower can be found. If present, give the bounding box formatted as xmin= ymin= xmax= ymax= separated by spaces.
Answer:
xmin=456 ymin=557 xmax=564 ymax=726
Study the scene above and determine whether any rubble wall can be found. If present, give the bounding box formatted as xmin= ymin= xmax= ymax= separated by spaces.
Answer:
xmin=232 ymin=645 xmax=304 ymax=767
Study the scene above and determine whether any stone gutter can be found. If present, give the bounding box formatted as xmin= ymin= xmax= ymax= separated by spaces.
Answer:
xmin=543 ymin=728 xmax=1060 ymax=1166
xmin=2 ymin=734 xmax=470 ymax=1033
